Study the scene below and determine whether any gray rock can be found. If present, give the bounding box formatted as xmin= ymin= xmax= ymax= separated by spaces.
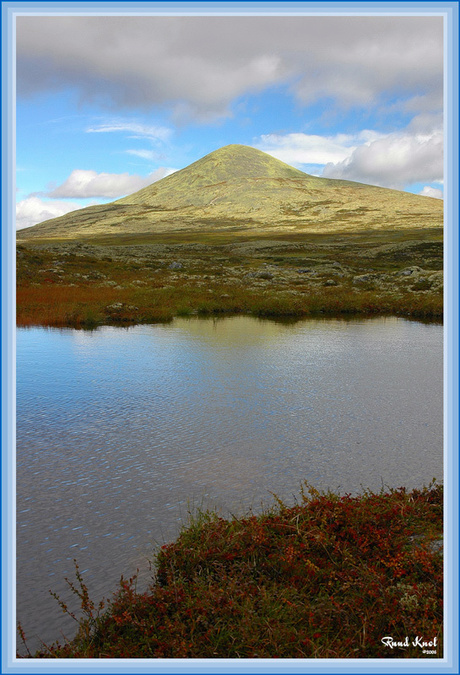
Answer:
xmin=409 ymin=534 xmax=443 ymax=555
xmin=398 ymin=266 xmax=423 ymax=276
xmin=353 ymin=274 xmax=373 ymax=284
xmin=428 ymin=539 xmax=443 ymax=554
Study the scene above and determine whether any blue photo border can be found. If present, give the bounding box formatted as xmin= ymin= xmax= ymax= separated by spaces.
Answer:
xmin=2 ymin=2 xmax=458 ymax=673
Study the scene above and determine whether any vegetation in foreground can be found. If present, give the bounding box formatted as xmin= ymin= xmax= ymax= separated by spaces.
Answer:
xmin=16 ymin=229 xmax=443 ymax=327
xmin=18 ymin=482 xmax=443 ymax=659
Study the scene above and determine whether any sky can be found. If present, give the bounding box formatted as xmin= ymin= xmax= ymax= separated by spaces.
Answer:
xmin=15 ymin=11 xmax=444 ymax=230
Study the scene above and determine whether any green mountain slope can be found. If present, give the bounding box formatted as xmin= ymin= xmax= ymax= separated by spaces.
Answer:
xmin=18 ymin=144 xmax=443 ymax=242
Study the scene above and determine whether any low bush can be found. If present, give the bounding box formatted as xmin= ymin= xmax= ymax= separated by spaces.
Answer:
xmin=19 ymin=482 xmax=443 ymax=659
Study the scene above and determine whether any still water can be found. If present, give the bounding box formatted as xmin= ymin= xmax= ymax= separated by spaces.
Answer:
xmin=16 ymin=316 xmax=443 ymax=651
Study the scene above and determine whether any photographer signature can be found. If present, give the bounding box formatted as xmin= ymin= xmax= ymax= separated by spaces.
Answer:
xmin=381 ymin=636 xmax=438 ymax=654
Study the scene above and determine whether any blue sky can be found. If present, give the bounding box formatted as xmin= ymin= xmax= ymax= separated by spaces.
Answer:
xmin=15 ymin=11 xmax=444 ymax=230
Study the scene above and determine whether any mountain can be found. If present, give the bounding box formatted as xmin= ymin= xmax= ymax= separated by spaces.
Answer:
xmin=17 ymin=144 xmax=443 ymax=241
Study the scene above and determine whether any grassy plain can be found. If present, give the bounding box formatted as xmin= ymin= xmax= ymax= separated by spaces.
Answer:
xmin=17 ymin=227 xmax=443 ymax=328
xmin=19 ymin=482 xmax=443 ymax=659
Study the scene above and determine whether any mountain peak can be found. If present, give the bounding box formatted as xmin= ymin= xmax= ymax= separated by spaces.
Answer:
xmin=181 ymin=143 xmax=309 ymax=182
xmin=113 ymin=143 xmax=310 ymax=208
xmin=164 ymin=143 xmax=308 ymax=185
xmin=18 ymin=143 xmax=443 ymax=241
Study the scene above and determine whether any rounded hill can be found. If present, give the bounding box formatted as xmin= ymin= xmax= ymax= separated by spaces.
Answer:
xmin=115 ymin=144 xmax=316 ymax=210
xmin=17 ymin=144 xmax=443 ymax=242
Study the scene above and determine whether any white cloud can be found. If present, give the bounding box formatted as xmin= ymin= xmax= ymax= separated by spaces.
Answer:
xmin=16 ymin=16 xmax=442 ymax=121
xmin=419 ymin=186 xmax=443 ymax=199
xmin=47 ymin=167 xmax=176 ymax=199
xmin=256 ymin=131 xmax=384 ymax=167
xmin=323 ymin=130 xmax=443 ymax=189
xmin=87 ymin=121 xmax=172 ymax=142
xmin=126 ymin=149 xmax=157 ymax=160
xmin=255 ymin=125 xmax=443 ymax=191
xmin=16 ymin=196 xmax=83 ymax=230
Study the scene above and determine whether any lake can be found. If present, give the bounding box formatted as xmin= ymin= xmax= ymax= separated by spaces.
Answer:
xmin=16 ymin=315 xmax=443 ymax=652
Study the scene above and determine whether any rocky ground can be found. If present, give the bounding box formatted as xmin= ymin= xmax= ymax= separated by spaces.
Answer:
xmin=18 ymin=237 xmax=443 ymax=293
xmin=16 ymin=230 xmax=443 ymax=327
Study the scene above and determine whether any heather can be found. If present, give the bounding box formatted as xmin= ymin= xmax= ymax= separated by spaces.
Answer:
xmin=19 ymin=482 xmax=443 ymax=659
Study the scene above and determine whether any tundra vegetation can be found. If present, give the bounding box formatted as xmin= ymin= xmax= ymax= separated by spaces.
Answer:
xmin=17 ymin=227 xmax=442 ymax=328
xmin=18 ymin=482 xmax=443 ymax=659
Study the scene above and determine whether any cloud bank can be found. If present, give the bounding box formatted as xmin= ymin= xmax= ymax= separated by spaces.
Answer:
xmin=257 ymin=125 xmax=443 ymax=191
xmin=322 ymin=130 xmax=443 ymax=189
xmin=17 ymin=16 xmax=443 ymax=121
xmin=256 ymin=130 xmax=383 ymax=168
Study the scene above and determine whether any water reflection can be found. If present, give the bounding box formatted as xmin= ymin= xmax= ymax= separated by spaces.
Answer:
xmin=16 ymin=316 xmax=443 ymax=651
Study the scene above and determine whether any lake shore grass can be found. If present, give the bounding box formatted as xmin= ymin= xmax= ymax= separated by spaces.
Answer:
xmin=19 ymin=481 xmax=443 ymax=659
xmin=16 ymin=228 xmax=443 ymax=328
